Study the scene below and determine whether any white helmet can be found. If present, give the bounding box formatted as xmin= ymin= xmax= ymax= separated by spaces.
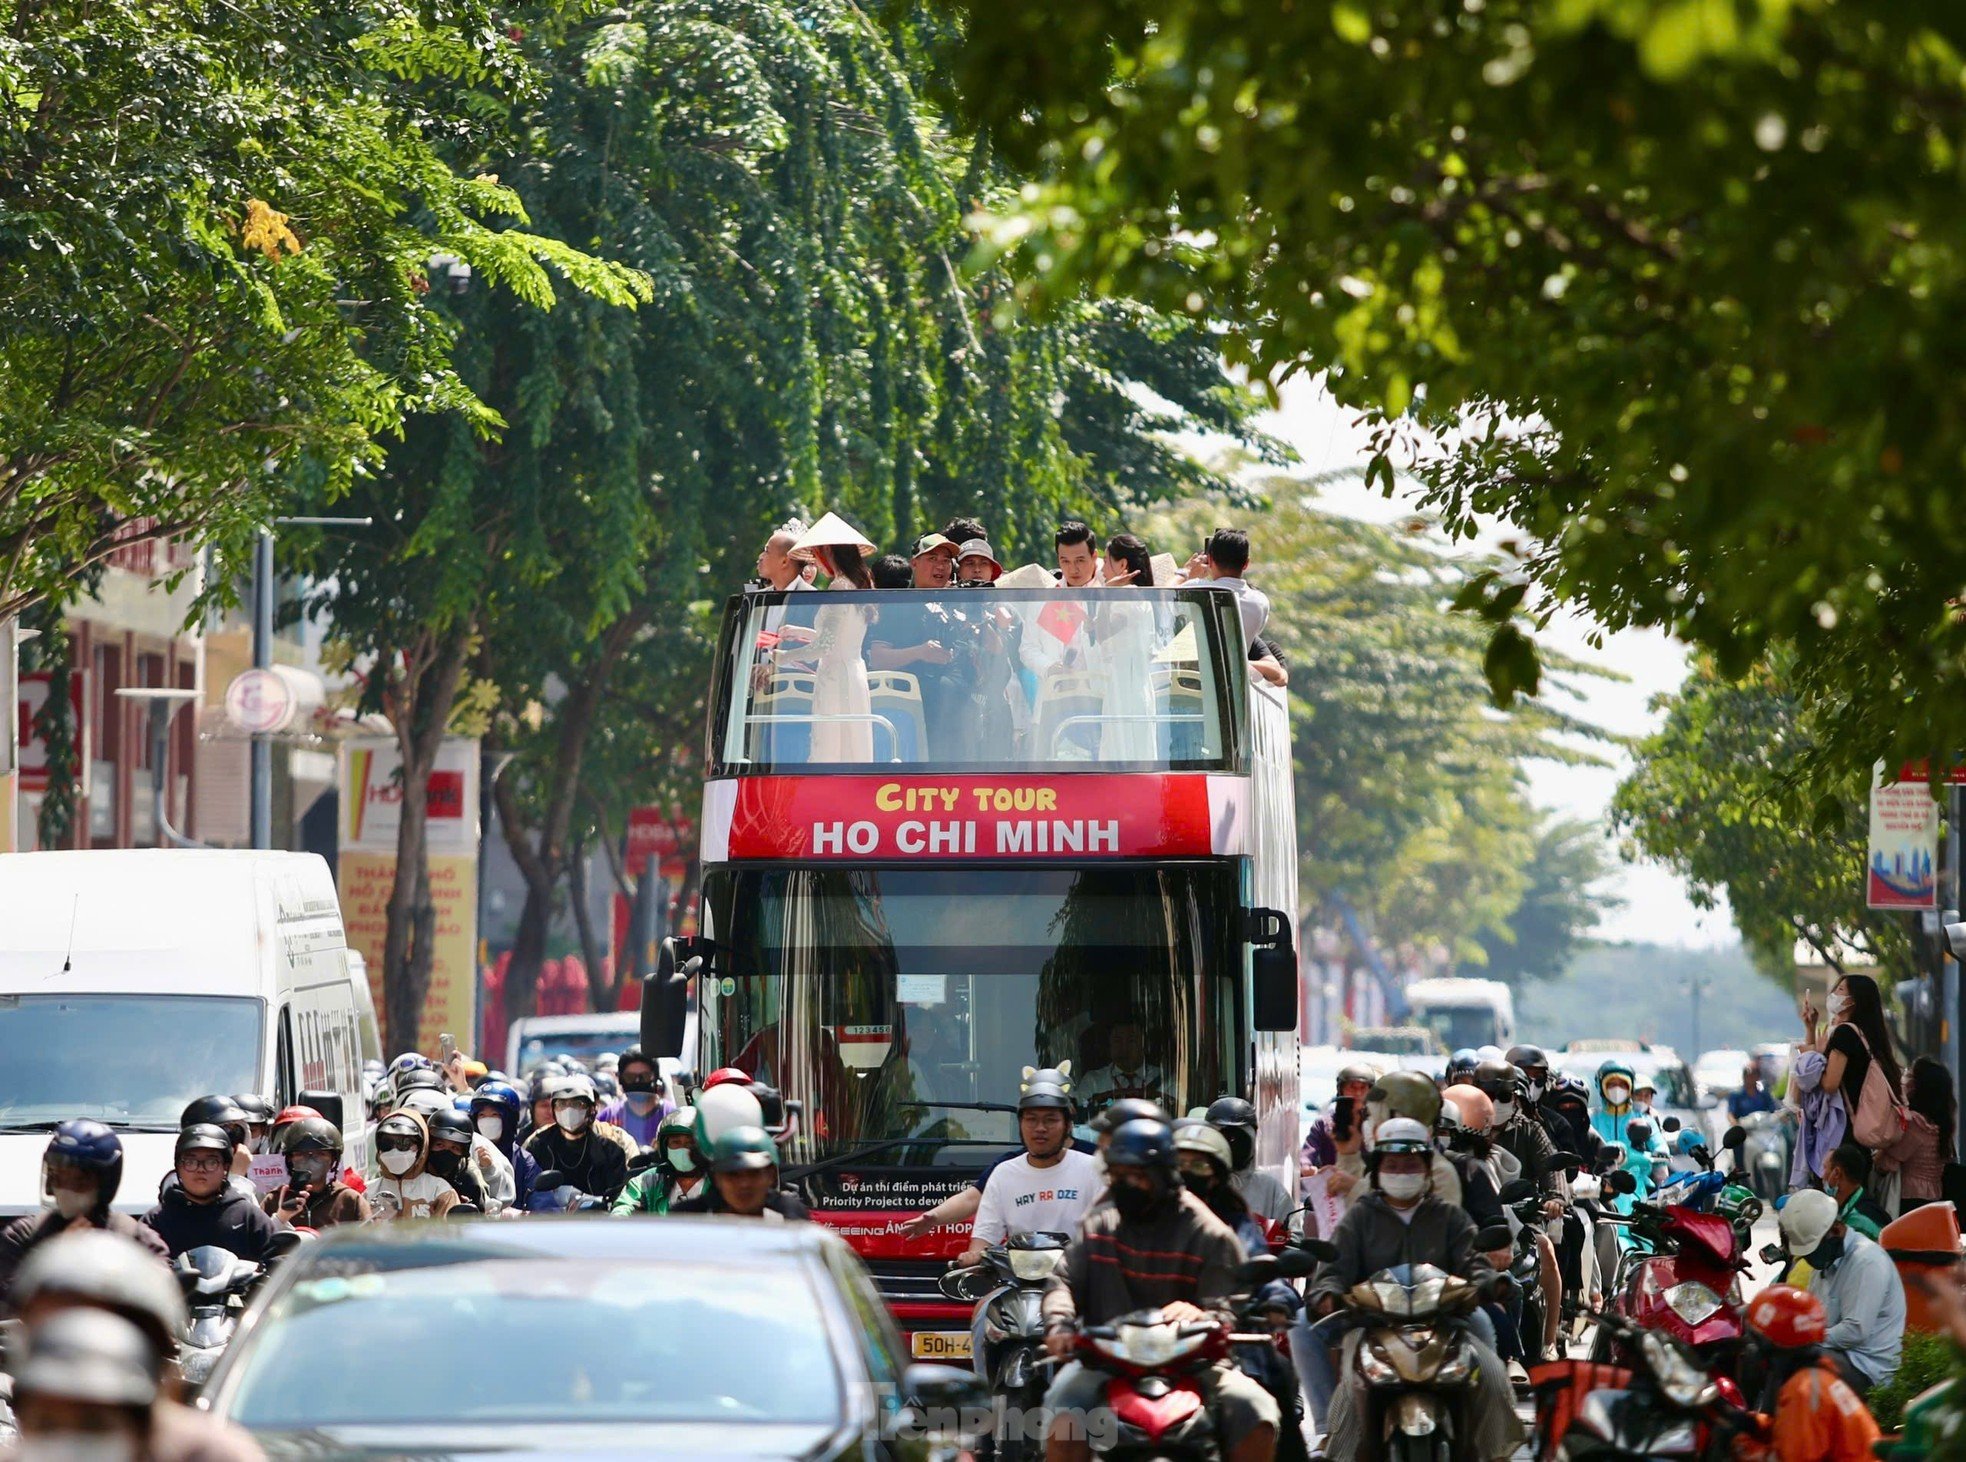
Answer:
xmin=1778 ymin=1189 xmax=1838 ymax=1255
xmin=1370 ymin=1117 xmax=1433 ymax=1155
xmin=396 ymin=1088 xmax=451 ymax=1121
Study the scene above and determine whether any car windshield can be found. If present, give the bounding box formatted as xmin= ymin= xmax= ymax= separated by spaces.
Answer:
xmin=225 ymin=1259 xmax=842 ymax=1428
xmin=1408 ymin=1006 xmax=1505 ymax=1053
xmin=512 ymin=1029 xmax=637 ymax=1076
xmin=715 ymin=587 xmax=1244 ymax=773
xmin=0 ymin=995 xmax=261 ymax=1128
xmin=700 ymin=864 xmax=1243 ymax=1166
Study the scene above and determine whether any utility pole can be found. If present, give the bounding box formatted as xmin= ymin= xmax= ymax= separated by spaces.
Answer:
xmin=1687 ymin=970 xmax=1706 ymax=1063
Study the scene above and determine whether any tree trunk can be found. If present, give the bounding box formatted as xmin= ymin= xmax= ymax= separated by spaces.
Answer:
xmin=567 ymin=836 xmax=607 ymax=1013
xmin=379 ymin=622 xmax=473 ymax=1052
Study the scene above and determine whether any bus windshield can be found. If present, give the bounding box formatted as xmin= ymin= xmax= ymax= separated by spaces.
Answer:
xmin=713 ymin=588 xmax=1245 ymax=774
xmin=699 ymin=865 xmax=1244 ymax=1164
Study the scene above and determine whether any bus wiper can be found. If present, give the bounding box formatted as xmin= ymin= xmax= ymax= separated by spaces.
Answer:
xmin=899 ymin=1101 xmax=1020 ymax=1116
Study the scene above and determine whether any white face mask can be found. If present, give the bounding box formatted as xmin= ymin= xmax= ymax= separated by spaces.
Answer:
xmin=379 ymin=1149 xmax=416 ymax=1176
xmin=1828 ymin=991 xmax=1852 ymax=1018
xmin=555 ymin=1104 xmax=592 ymax=1134
xmin=1525 ymin=1080 xmax=1546 ymax=1102
xmin=1492 ymin=1100 xmax=1516 ymax=1125
xmin=1604 ymin=1083 xmax=1631 ymax=1106
xmin=476 ymin=1116 xmax=504 ymax=1141
xmin=50 ymin=1188 xmax=93 ymax=1220
xmin=1378 ymin=1171 xmax=1427 ymax=1202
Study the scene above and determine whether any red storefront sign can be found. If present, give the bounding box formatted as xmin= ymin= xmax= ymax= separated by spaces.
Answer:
xmin=712 ymin=774 xmax=1220 ymax=861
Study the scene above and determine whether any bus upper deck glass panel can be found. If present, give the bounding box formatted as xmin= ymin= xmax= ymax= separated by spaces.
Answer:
xmin=712 ymin=587 xmax=1248 ymax=774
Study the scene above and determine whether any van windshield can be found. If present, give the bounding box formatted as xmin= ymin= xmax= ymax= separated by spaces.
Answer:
xmin=0 ymin=995 xmax=262 ymax=1129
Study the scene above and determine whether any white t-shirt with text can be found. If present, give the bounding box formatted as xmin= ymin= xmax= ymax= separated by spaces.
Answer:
xmin=972 ymin=1149 xmax=1104 ymax=1247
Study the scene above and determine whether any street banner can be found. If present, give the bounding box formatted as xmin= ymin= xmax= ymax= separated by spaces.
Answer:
xmin=337 ymin=736 xmax=480 ymax=1052
xmin=1867 ymin=766 xmax=1939 ymax=910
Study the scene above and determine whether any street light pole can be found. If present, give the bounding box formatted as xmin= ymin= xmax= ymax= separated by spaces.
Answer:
xmin=247 ymin=515 xmax=371 ymax=850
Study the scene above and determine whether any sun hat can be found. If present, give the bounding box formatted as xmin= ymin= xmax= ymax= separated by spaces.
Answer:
xmin=789 ymin=512 xmax=876 ymax=562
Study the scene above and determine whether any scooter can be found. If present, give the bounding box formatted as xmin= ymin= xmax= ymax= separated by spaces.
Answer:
xmin=1330 ymin=1260 xmax=1498 ymax=1462
xmin=1735 ymin=1109 xmax=1790 ymax=1202
xmin=1530 ymin=1311 xmax=1752 ymax=1459
xmin=172 ymin=1246 xmax=267 ymax=1388
xmin=1497 ymin=1178 xmax=1556 ymax=1365
xmin=938 ymin=1231 xmax=1074 ymax=1461
xmin=1592 ymin=1202 xmax=1747 ymax=1369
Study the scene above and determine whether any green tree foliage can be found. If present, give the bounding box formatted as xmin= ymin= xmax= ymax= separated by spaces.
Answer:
xmin=1146 ymin=478 xmax=1612 ymax=968
xmin=297 ymin=0 xmax=1277 ymax=1033
xmin=1612 ymin=656 xmax=1917 ymax=987
xmin=0 ymin=0 xmax=641 ymax=621
xmin=1474 ymin=819 xmax=1618 ymax=985
xmin=936 ymin=1 xmax=1966 ymax=778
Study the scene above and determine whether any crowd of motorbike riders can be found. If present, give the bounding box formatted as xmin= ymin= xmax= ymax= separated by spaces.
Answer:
xmin=0 ymin=1014 xmax=1943 ymax=1461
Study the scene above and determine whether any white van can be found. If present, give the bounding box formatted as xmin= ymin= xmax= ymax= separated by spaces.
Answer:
xmin=0 ymin=850 xmax=371 ymax=1216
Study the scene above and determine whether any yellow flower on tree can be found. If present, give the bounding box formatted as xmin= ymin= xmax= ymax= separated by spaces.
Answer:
xmin=240 ymin=198 xmax=301 ymax=260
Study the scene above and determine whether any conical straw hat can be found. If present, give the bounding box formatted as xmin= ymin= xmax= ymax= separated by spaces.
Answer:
xmin=789 ymin=511 xmax=876 ymax=561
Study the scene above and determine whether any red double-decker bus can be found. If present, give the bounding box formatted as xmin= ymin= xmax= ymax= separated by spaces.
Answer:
xmin=645 ymin=583 xmax=1299 ymax=1359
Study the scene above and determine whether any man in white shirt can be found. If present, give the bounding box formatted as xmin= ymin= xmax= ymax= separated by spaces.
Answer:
xmin=1020 ymin=521 xmax=1102 ymax=684
xmin=755 ymin=522 xmax=817 ymax=591
xmin=1176 ymin=527 xmax=1269 ymax=648
xmin=959 ymin=1065 xmax=1103 ymax=1265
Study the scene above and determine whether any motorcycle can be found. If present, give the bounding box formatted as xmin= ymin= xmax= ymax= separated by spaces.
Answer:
xmin=1735 ymin=1109 xmax=1790 ymax=1202
xmin=1592 ymin=1202 xmax=1747 ymax=1368
xmin=1497 ymin=1178 xmax=1556 ymax=1365
xmin=938 ymin=1231 xmax=1075 ymax=1461
xmin=171 ymin=1246 xmax=267 ymax=1388
xmin=1325 ymin=1259 xmax=1499 ymax=1462
xmin=1059 ymin=1250 xmax=1321 ymax=1462
xmin=1530 ymin=1311 xmax=1752 ymax=1459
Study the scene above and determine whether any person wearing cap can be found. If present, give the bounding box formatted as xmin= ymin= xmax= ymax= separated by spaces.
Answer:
xmin=1777 ymin=1188 xmax=1904 ymax=1395
xmin=909 ymin=533 xmax=959 ymax=589
xmin=955 ymin=537 xmax=1004 ymax=586
xmin=7 ymin=1230 xmax=266 ymax=1462
xmin=868 ymin=536 xmax=974 ymax=757
xmin=1300 ymin=1062 xmax=1378 ymax=1177
xmin=142 ymin=1126 xmax=285 ymax=1262
xmin=7 ymin=1307 xmax=163 ymax=1461
xmin=670 ymin=1126 xmax=811 ymax=1219
xmin=957 ymin=1066 xmax=1102 ymax=1268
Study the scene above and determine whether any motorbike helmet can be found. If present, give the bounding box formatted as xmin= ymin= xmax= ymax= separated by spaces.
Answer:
xmin=1475 ymin=1045 xmax=1505 ymax=1063
xmin=1364 ymin=1070 xmax=1442 ymax=1135
xmin=42 ymin=1120 xmax=123 ymax=1214
xmin=390 ymin=1052 xmax=435 ymax=1078
xmin=703 ymin=1067 xmax=754 ymax=1090
xmin=1171 ymin=1119 xmax=1235 ymax=1178
xmin=175 ymin=1124 xmax=233 ymax=1161
xmin=593 ymin=1070 xmax=622 ymax=1103
xmin=273 ymin=1104 xmax=322 ymax=1129
xmin=656 ymin=1107 xmax=700 ymax=1174
xmin=283 ymin=1117 xmax=343 ymax=1156
xmin=1336 ymin=1062 xmax=1381 ymax=1092
xmin=234 ymin=1092 xmax=276 ymax=1128
xmin=1744 ymin=1284 xmax=1828 ymax=1350
xmin=1472 ymin=1059 xmax=1522 ymax=1105
xmin=1777 ymin=1189 xmax=1838 ymax=1256
xmin=1445 ymin=1049 xmax=1480 ymax=1083
xmin=1365 ymin=1116 xmax=1434 ymax=1188
xmin=396 ymin=1087 xmax=453 ymax=1122
xmin=1018 ymin=1064 xmax=1077 ymax=1117
xmin=1204 ymin=1096 xmax=1259 ymax=1171
xmin=694 ymin=1080 xmax=765 ymax=1151
xmin=1091 ymin=1097 xmax=1169 ymax=1134
xmin=10 ymin=1229 xmax=189 ymax=1352
xmin=710 ymin=1125 xmax=780 ymax=1173
xmin=1105 ymin=1118 xmax=1178 ymax=1173
xmin=13 ymin=1307 xmax=161 ymax=1409
xmin=1438 ymin=1084 xmax=1494 ymax=1135
xmin=179 ymin=1094 xmax=249 ymax=1146
xmin=427 ymin=1108 xmax=476 ymax=1154
xmin=394 ymin=1067 xmax=446 ymax=1096
xmin=470 ymin=1080 xmax=523 ymax=1141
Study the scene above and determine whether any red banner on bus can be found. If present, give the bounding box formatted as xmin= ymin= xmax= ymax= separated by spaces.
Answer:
xmin=708 ymin=774 xmax=1227 ymax=861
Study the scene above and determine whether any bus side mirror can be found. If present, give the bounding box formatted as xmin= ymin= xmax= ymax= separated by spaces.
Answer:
xmin=640 ymin=937 xmax=694 ymax=1058
xmin=298 ymin=1091 xmax=344 ymax=1132
xmin=1252 ymin=947 xmax=1297 ymax=1032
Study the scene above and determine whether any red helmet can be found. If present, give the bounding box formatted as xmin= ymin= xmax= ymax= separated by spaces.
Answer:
xmin=703 ymin=1067 xmax=752 ymax=1090
xmin=1745 ymin=1285 xmax=1827 ymax=1349
xmin=274 ymin=1105 xmax=323 ymax=1128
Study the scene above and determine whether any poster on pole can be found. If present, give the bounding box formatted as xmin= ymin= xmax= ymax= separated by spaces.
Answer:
xmin=338 ymin=736 xmax=480 ymax=1052
xmin=1867 ymin=766 xmax=1939 ymax=910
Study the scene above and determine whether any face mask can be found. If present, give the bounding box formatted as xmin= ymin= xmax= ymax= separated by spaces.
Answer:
xmin=625 ymin=1091 xmax=659 ymax=1114
xmin=1809 ymin=1233 xmax=1845 ymax=1269
xmin=427 ymin=1149 xmax=461 ymax=1179
xmin=477 ymin=1115 xmax=504 ymax=1141
xmin=667 ymin=1145 xmax=697 ymax=1174
xmin=1180 ymin=1170 xmax=1217 ymax=1197
xmin=1604 ymin=1083 xmax=1631 ymax=1105
xmin=1525 ymin=1080 xmax=1546 ymax=1102
xmin=1110 ymin=1182 xmax=1166 ymax=1222
xmin=379 ymin=1149 xmax=416 ymax=1176
xmin=1379 ymin=1171 xmax=1427 ymax=1202
xmin=555 ymin=1104 xmax=592 ymax=1134
xmin=50 ymin=1188 xmax=92 ymax=1220
xmin=288 ymin=1158 xmax=331 ymax=1189
xmin=18 ymin=1437 xmax=139 ymax=1462
xmin=1492 ymin=1100 xmax=1515 ymax=1125
xmin=1828 ymin=992 xmax=1852 ymax=1018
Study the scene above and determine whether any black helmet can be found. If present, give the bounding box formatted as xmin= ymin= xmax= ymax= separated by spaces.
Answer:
xmin=175 ymin=1123 xmax=233 ymax=1160
xmin=1106 ymin=1118 xmax=1178 ymax=1173
xmin=180 ymin=1095 xmax=248 ymax=1132
xmin=233 ymin=1093 xmax=276 ymax=1126
xmin=1473 ymin=1060 xmax=1521 ymax=1103
xmin=1505 ymin=1044 xmax=1548 ymax=1073
xmin=282 ymin=1117 xmax=343 ymax=1156
xmin=427 ymin=1109 xmax=475 ymax=1148
xmin=1091 ymin=1097 xmax=1170 ymax=1134
xmin=1018 ymin=1065 xmax=1076 ymax=1117
xmin=1204 ymin=1096 xmax=1258 ymax=1172
xmin=43 ymin=1120 xmax=124 ymax=1212
xmin=394 ymin=1067 xmax=446 ymax=1096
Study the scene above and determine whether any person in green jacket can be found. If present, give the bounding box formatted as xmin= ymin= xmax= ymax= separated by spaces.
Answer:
xmin=611 ymin=1108 xmax=707 ymax=1215
xmin=1823 ymin=1142 xmax=1890 ymax=1241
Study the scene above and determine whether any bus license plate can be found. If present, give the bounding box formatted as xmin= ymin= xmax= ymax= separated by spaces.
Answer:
xmin=910 ymin=1331 xmax=972 ymax=1362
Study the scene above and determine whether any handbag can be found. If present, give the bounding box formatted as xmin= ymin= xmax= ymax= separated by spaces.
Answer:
xmin=1844 ymin=1028 xmax=1908 ymax=1150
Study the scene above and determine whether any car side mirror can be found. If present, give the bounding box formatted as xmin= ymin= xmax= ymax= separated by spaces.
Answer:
xmin=1252 ymin=946 xmax=1297 ymax=1032
xmin=1760 ymin=1243 xmax=1787 ymax=1266
xmin=936 ymin=1267 xmax=994 ymax=1303
xmin=1238 ymin=1254 xmax=1281 ymax=1288
xmin=297 ymin=1090 xmax=344 ymax=1132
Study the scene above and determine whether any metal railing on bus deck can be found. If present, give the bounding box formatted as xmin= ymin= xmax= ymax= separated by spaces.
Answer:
xmin=745 ymin=711 xmax=906 ymax=763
